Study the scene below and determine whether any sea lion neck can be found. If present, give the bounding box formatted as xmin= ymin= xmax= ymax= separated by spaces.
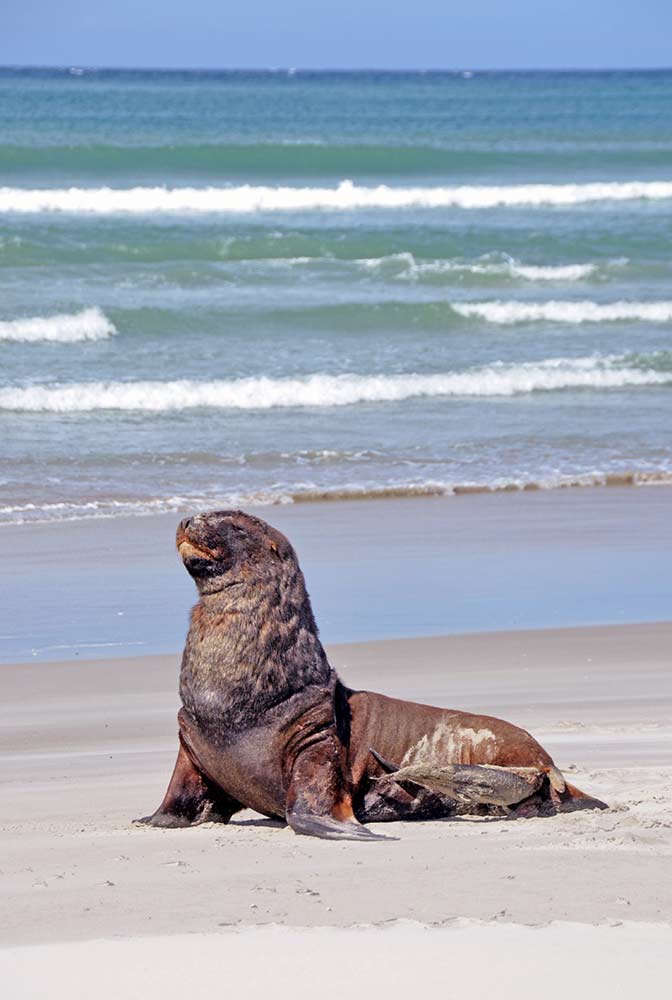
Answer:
xmin=179 ymin=557 xmax=333 ymax=735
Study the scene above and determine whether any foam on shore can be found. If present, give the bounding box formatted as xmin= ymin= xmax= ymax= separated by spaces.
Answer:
xmin=1 ymin=470 xmax=670 ymax=525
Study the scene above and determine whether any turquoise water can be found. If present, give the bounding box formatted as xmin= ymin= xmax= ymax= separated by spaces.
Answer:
xmin=1 ymin=68 xmax=672 ymax=523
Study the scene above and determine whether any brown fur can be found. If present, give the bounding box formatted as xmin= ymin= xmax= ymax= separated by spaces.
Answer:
xmin=136 ymin=510 xmax=606 ymax=840
xmin=177 ymin=511 xmax=331 ymax=737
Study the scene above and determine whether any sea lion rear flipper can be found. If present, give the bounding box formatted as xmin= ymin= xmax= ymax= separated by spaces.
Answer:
xmin=382 ymin=761 xmax=545 ymax=807
xmin=556 ymin=780 xmax=609 ymax=812
xmin=368 ymin=747 xmax=544 ymax=806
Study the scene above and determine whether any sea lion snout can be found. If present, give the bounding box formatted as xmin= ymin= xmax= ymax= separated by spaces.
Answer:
xmin=175 ymin=517 xmax=193 ymax=550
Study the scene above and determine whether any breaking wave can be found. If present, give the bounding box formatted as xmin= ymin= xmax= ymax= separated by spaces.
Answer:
xmin=358 ymin=253 xmax=601 ymax=282
xmin=1 ymin=355 xmax=669 ymax=412
xmin=506 ymin=263 xmax=596 ymax=281
xmin=2 ymin=179 xmax=672 ymax=215
xmin=453 ymin=300 xmax=672 ymax=324
xmin=0 ymin=307 xmax=116 ymax=343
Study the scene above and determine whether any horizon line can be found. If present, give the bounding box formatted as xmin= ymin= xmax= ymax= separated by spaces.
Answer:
xmin=2 ymin=63 xmax=672 ymax=74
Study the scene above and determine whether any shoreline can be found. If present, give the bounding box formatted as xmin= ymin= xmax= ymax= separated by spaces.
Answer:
xmin=3 ymin=484 xmax=671 ymax=663
xmin=2 ymin=472 xmax=672 ymax=527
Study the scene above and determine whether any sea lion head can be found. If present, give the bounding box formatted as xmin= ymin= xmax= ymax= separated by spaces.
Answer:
xmin=176 ymin=510 xmax=294 ymax=593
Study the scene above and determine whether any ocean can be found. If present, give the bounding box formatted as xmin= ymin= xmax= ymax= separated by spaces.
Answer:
xmin=1 ymin=68 xmax=672 ymax=525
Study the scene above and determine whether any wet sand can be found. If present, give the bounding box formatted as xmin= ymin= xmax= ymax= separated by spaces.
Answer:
xmin=2 ymin=483 xmax=671 ymax=662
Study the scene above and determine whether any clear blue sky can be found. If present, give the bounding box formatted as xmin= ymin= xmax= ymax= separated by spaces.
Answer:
xmin=2 ymin=0 xmax=671 ymax=70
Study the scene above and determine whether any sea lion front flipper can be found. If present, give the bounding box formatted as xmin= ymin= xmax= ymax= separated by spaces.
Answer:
xmin=287 ymin=810 xmax=390 ymax=841
xmin=134 ymin=738 xmax=243 ymax=828
xmin=285 ymin=736 xmax=392 ymax=841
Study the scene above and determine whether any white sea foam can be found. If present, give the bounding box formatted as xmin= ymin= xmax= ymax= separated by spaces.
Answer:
xmin=358 ymin=255 xmax=604 ymax=282
xmin=356 ymin=251 xmax=416 ymax=272
xmin=0 ymin=307 xmax=116 ymax=343
xmin=2 ymin=179 xmax=672 ymax=214
xmin=508 ymin=263 xmax=597 ymax=281
xmin=453 ymin=300 xmax=672 ymax=324
xmin=3 ymin=469 xmax=671 ymax=524
xmin=416 ymin=259 xmax=598 ymax=281
xmin=0 ymin=493 xmax=296 ymax=525
xmin=1 ymin=357 xmax=668 ymax=412
xmin=450 ymin=262 xmax=597 ymax=281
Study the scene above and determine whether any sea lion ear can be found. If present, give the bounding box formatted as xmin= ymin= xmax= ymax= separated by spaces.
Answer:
xmin=269 ymin=541 xmax=281 ymax=557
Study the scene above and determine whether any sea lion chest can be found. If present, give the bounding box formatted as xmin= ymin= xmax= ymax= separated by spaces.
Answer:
xmin=178 ymin=707 xmax=286 ymax=818
xmin=178 ymin=673 xmax=338 ymax=821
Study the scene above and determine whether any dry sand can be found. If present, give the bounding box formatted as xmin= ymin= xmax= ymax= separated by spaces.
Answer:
xmin=2 ymin=622 xmax=671 ymax=995
xmin=3 ymin=922 xmax=671 ymax=1000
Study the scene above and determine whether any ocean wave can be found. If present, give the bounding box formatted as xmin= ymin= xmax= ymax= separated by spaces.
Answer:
xmin=0 ymin=307 xmax=116 ymax=343
xmin=453 ymin=300 xmax=672 ymax=324
xmin=359 ymin=253 xmax=601 ymax=282
xmin=508 ymin=263 xmax=597 ymax=281
xmin=2 ymin=179 xmax=672 ymax=215
xmin=289 ymin=470 xmax=672 ymax=502
xmin=1 ymin=356 xmax=669 ymax=412
xmin=2 ymin=470 xmax=671 ymax=524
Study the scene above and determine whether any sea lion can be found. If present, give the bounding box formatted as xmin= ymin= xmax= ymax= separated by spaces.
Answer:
xmin=137 ymin=510 xmax=606 ymax=840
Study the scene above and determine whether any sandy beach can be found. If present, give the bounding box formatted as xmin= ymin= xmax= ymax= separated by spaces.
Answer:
xmin=2 ymin=616 xmax=671 ymax=994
